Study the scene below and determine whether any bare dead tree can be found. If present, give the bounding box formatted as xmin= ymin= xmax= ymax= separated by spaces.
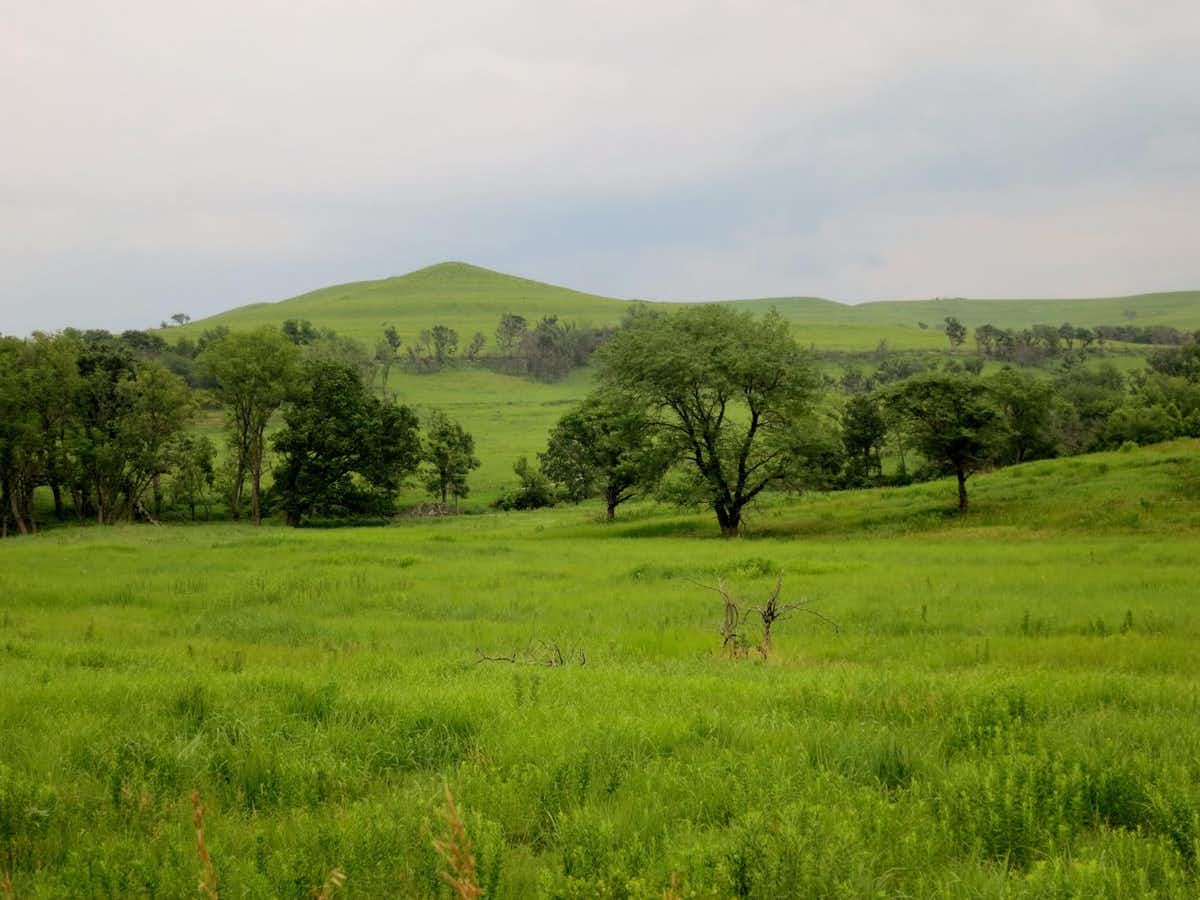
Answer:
xmin=690 ymin=574 xmax=840 ymax=660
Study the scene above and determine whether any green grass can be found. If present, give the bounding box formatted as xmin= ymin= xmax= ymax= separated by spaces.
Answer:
xmin=2 ymin=441 xmax=1199 ymax=896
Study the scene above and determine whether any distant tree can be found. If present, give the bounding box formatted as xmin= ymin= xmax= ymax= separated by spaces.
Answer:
xmin=120 ymin=330 xmax=168 ymax=354
xmin=495 ymin=313 xmax=528 ymax=355
xmin=1058 ymin=322 xmax=1076 ymax=350
xmin=200 ymin=328 xmax=300 ymax=524
xmin=840 ymin=393 xmax=887 ymax=485
xmin=281 ymin=319 xmax=319 ymax=345
xmin=495 ymin=456 xmax=556 ymax=511
xmin=943 ymin=316 xmax=967 ymax=348
xmin=170 ymin=313 xmax=191 ymax=327
xmin=421 ymin=409 xmax=480 ymax=508
xmin=598 ymin=305 xmax=820 ymax=536
xmin=375 ymin=324 xmax=403 ymax=397
xmin=465 ymin=332 xmax=486 ymax=362
xmin=272 ymin=359 xmax=420 ymax=526
xmin=168 ymin=433 xmax=216 ymax=520
xmin=986 ymin=368 xmax=1058 ymax=465
xmin=1148 ymin=343 xmax=1200 ymax=382
xmin=428 ymin=325 xmax=458 ymax=365
xmin=889 ymin=373 xmax=1003 ymax=512
xmin=540 ymin=392 xmax=668 ymax=520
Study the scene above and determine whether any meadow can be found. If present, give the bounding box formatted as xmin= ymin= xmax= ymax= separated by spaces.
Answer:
xmin=2 ymin=440 xmax=1199 ymax=897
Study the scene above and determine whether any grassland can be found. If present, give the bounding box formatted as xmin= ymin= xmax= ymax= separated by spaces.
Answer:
xmin=2 ymin=440 xmax=1199 ymax=897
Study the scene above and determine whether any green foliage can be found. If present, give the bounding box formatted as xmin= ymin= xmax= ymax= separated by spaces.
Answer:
xmin=598 ymin=305 xmax=821 ymax=535
xmin=271 ymin=359 xmax=420 ymax=525
xmin=420 ymin=409 xmax=480 ymax=506
xmin=540 ymin=393 xmax=667 ymax=519
xmin=495 ymin=456 xmax=557 ymax=510
xmin=200 ymin=327 xmax=300 ymax=523
xmin=889 ymin=372 xmax=1004 ymax=511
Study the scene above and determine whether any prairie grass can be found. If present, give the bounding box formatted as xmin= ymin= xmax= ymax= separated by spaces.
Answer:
xmin=0 ymin=441 xmax=1198 ymax=895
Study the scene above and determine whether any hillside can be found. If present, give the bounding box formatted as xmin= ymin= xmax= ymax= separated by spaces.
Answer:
xmin=176 ymin=262 xmax=1200 ymax=354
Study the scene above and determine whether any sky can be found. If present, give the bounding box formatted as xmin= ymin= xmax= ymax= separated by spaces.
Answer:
xmin=2 ymin=0 xmax=1199 ymax=335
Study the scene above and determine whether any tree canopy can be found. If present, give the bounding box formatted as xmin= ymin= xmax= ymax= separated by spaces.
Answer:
xmin=597 ymin=305 xmax=820 ymax=536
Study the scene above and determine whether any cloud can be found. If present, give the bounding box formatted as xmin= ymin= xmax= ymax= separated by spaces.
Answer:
xmin=2 ymin=0 xmax=1198 ymax=333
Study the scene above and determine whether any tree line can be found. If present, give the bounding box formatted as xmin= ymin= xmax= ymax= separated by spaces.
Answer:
xmin=4 ymin=308 xmax=1197 ymax=537
xmin=0 ymin=328 xmax=479 ymax=534
xmin=508 ymin=307 xmax=1200 ymax=532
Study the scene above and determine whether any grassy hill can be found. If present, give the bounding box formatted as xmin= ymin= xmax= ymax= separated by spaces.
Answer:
xmin=3 ymin=441 xmax=1199 ymax=895
xmin=177 ymin=261 xmax=1200 ymax=354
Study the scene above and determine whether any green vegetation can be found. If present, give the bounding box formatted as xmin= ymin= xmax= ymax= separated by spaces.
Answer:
xmin=1 ymin=441 xmax=1199 ymax=896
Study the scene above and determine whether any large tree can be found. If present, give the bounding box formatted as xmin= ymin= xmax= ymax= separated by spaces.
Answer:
xmin=540 ymin=392 xmax=667 ymax=521
xmin=200 ymin=328 xmax=299 ymax=524
xmin=889 ymin=373 xmax=1002 ymax=512
xmin=597 ymin=305 xmax=820 ymax=536
xmin=420 ymin=409 xmax=480 ymax=508
xmin=272 ymin=359 xmax=420 ymax=526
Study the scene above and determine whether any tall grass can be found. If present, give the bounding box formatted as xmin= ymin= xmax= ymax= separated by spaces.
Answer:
xmin=0 ymin=441 xmax=1197 ymax=895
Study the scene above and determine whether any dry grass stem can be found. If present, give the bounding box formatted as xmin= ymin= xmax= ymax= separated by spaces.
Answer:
xmin=433 ymin=784 xmax=483 ymax=899
xmin=191 ymin=789 xmax=219 ymax=900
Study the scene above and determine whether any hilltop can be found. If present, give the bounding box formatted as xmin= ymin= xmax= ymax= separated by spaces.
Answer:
xmin=175 ymin=261 xmax=1200 ymax=354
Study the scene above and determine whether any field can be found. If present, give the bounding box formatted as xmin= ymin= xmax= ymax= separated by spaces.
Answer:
xmin=3 ymin=441 xmax=1199 ymax=897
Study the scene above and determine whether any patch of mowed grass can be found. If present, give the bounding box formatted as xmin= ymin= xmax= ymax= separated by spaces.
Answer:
xmin=1 ymin=443 xmax=1199 ymax=896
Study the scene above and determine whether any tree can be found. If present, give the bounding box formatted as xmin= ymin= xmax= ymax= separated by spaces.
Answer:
xmin=540 ymin=392 xmax=668 ymax=520
xmin=421 ymin=410 xmax=480 ymax=508
xmin=376 ymin=324 xmax=403 ymax=398
xmin=840 ymin=393 xmax=887 ymax=485
xmin=272 ymin=359 xmax=420 ymax=526
xmin=168 ymin=434 xmax=216 ymax=520
xmin=200 ymin=328 xmax=300 ymax=524
xmin=889 ymin=373 xmax=1003 ymax=512
xmin=943 ymin=316 xmax=967 ymax=348
xmin=170 ymin=313 xmax=191 ymax=327
xmin=986 ymin=368 xmax=1057 ymax=465
xmin=495 ymin=313 xmax=528 ymax=355
xmin=464 ymin=332 xmax=486 ymax=362
xmin=495 ymin=456 xmax=556 ymax=510
xmin=281 ymin=319 xmax=319 ymax=345
xmin=598 ymin=305 xmax=820 ymax=536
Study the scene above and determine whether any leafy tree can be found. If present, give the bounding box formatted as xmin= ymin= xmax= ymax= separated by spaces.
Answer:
xmin=465 ymin=332 xmax=486 ymax=361
xmin=428 ymin=325 xmax=458 ymax=365
xmin=986 ymin=368 xmax=1058 ymax=464
xmin=495 ymin=456 xmax=557 ymax=511
xmin=375 ymin=324 xmax=403 ymax=398
xmin=168 ymin=434 xmax=216 ymax=520
xmin=840 ymin=393 xmax=887 ymax=485
xmin=421 ymin=410 xmax=480 ymax=508
xmin=943 ymin=316 xmax=967 ymax=348
xmin=1148 ymin=342 xmax=1200 ymax=382
xmin=200 ymin=328 xmax=300 ymax=524
xmin=272 ymin=359 xmax=420 ymax=526
xmin=170 ymin=313 xmax=191 ymax=326
xmin=281 ymin=319 xmax=319 ymax=345
xmin=889 ymin=373 xmax=1003 ymax=512
xmin=495 ymin=313 xmax=528 ymax=355
xmin=540 ymin=392 xmax=668 ymax=520
xmin=598 ymin=305 xmax=820 ymax=536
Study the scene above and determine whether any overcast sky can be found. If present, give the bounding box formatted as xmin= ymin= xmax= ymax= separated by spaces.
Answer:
xmin=3 ymin=1 xmax=1199 ymax=334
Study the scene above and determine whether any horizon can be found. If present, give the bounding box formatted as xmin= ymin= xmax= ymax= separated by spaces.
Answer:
xmin=4 ymin=2 xmax=1199 ymax=335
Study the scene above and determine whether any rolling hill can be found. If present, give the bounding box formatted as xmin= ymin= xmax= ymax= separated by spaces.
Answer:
xmin=175 ymin=261 xmax=1200 ymax=354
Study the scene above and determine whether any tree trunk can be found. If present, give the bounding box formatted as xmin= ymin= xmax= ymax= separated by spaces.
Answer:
xmin=956 ymin=466 xmax=969 ymax=513
xmin=716 ymin=502 xmax=740 ymax=537
xmin=50 ymin=480 xmax=64 ymax=520
xmin=152 ymin=474 xmax=163 ymax=517
xmin=286 ymin=509 xmax=301 ymax=527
